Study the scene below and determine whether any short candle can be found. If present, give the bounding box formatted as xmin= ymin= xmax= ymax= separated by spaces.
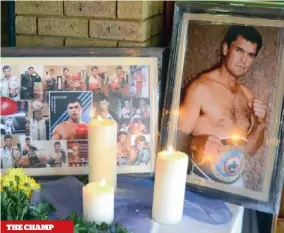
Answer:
xmin=152 ymin=146 xmax=188 ymax=224
xmin=83 ymin=179 xmax=114 ymax=224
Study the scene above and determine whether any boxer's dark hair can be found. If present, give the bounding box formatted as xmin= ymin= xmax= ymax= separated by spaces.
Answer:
xmin=67 ymin=98 xmax=82 ymax=107
xmin=2 ymin=65 xmax=11 ymax=72
xmin=118 ymin=131 xmax=128 ymax=137
xmin=63 ymin=67 xmax=69 ymax=72
xmin=25 ymin=137 xmax=30 ymax=141
xmin=54 ymin=141 xmax=61 ymax=146
xmin=123 ymin=98 xmax=130 ymax=103
xmin=116 ymin=65 xmax=123 ymax=70
xmin=28 ymin=67 xmax=34 ymax=70
xmin=224 ymin=25 xmax=263 ymax=55
xmin=4 ymin=135 xmax=12 ymax=141
xmin=50 ymin=69 xmax=54 ymax=72
xmin=99 ymin=95 xmax=109 ymax=103
xmin=91 ymin=66 xmax=98 ymax=71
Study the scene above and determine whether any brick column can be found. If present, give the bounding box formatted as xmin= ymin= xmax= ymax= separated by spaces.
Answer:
xmin=15 ymin=1 xmax=164 ymax=48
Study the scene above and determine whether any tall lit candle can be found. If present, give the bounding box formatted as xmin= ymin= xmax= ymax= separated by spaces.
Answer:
xmin=88 ymin=116 xmax=117 ymax=189
xmin=83 ymin=179 xmax=114 ymax=224
xmin=152 ymin=146 xmax=188 ymax=224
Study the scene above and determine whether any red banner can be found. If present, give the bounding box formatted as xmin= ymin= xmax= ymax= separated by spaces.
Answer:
xmin=1 ymin=221 xmax=74 ymax=233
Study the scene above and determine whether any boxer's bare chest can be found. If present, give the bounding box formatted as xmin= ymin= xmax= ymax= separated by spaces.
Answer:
xmin=198 ymin=82 xmax=253 ymax=135
xmin=54 ymin=152 xmax=62 ymax=162
xmin=59 ymin=122 xmax=77 ymax=140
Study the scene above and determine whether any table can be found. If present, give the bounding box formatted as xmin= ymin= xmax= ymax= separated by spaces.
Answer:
xmin=36 ymin=176 xmax=244 ymax=233
xmin=114 ymin=177 xmax=244 ymax=233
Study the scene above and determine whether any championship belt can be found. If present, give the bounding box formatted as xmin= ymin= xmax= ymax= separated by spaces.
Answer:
xmin=191 ymin=136 xmax=248 ymax=184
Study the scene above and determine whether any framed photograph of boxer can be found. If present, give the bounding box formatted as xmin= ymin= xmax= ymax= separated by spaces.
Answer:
xmin=1 ymin=47 xmax=168 ymax=177
xmin=160 ymin=2 xmax=284 ymax=213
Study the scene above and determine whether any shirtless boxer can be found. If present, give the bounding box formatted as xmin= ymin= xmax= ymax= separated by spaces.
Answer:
xmin=177 ymin=26 xmax=267 ymax=187
xmin=63 ymin=68 xmax=72 ymax=90
xmin=135 ymin=68 xmax=145 ymax=98
xmin=88 ymin=66 xmax=102 ymax=93
xmin=52 ymin=99 xmax=88 ymax=140
xmin=47 ymin=141 xmax=66 ymax=167
xmin=119 ymin=99 xmax=131 ymax=120
xmin=5 ymin=117 xmax=15 ymax=135
xmin=129 ymin=135 xmax=150 ymax=165
xmin=108 ymin=72 xmax=120 ymax=92
xmin=117 ymin=132 xmax=131 ymax=166
xmin=129 ymin=118 xmax=147 ymax=135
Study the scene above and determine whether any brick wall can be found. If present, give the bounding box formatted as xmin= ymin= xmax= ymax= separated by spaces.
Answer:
xmin=15 ymin=1 xmax=164 ymax=48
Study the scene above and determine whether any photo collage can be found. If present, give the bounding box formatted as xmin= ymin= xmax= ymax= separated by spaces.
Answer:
xmin=0 ymin=64 xmax=151 ymax=171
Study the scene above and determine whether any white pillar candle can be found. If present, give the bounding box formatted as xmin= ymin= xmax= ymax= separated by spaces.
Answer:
xmin=88 ymin=117 xmax=117 ymax=189
xmin=83 ymin=179 xmax=114 ymax=224
xmin=152 ymin=147 xmax=189 ymax=224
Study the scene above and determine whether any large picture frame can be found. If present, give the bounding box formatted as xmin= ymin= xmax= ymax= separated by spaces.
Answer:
xmin=159 ymin=2 xmax=284 ymax=214
xmin=1 ymin=47 xmax=168 ymax=177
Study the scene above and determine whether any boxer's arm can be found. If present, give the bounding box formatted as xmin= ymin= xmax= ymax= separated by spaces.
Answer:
xmin=177 ymin=82 xmax=203 ymax=153
xmin=52 ymin=125 xmax=62 ymax=140
xmin=244 ymin=87 xmax=266 ymax=155
xmin=118 ymin=109 xmax=124 ymax=119
xmin=128 ymin=148 xmax=137 ymax=164
xmin=34 ymin=74 xmax=41 ymax=82
xmin=247 ymin=122 xmax=265 ymax=155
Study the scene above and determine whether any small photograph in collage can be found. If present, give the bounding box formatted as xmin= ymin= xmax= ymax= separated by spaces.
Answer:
xmin=0 ymin=135 xmax=21 ymax=169
xmin=117 ymin=99 xmax=150 ymax=133
xmin=130 ymin=134 xmax=151 ymax=165
xmin=117 ymin=133 xmax=151 ymax=166
xmin=94 ymin=95 xmax=119 ymax=122
xmin=1 ymin=101 xmax=28 ymax=136
xmin=45 ymin=140 xmax=68 ymax=168
xmin=19 ymin=65 xmax=44 ymax=101
xmin=49 ymin=91 xmax=93 ymax=140
xmin=67 ymin=140 xmax=88 ymax=167
xmin=1 ymin=65 xmax=21 ymax=101
xmin=107 ymin=65 xmax=129 ymax=98
xmin=129 ymin=65 xmax=149 ymax=99
xmin=85 ymin=65 xmax=108 ymax=96
xmin=20 ymin=137 xmax=47 ymax=168
xmin=26 ymin=100 xmax=49 ymax=140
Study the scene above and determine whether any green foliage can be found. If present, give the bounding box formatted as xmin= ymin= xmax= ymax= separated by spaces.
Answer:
xmin=1 ymin=186 xmax=30 ymax=220
xmin=1 ymin=179 xmax=131 ymax=233
xmin=29 ymin=201 xmax=56 ymax=220
xmin=66 ymin=212 xmax=131 ymax=233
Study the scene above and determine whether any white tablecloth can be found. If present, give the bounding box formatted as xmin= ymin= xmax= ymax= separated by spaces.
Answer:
xmin=150 ymin=204 xmax=244 ymax=233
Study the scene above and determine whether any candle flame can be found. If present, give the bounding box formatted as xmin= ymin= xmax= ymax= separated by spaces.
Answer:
xmin=167 ymin=146 xmax=173 ymax=153
xmin=100 ymin=178 xmax=106 ymax=186
xmin=97 ymin=116 xmax=103 ymax=121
